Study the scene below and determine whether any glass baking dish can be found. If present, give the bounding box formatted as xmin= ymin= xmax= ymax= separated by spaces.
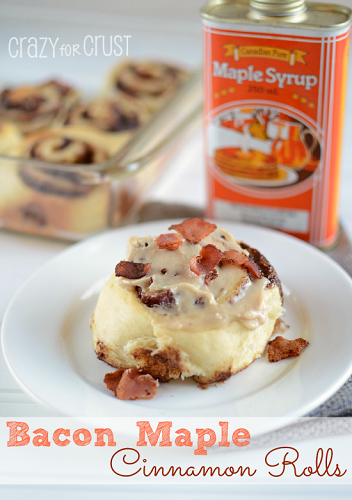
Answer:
xmin=0 ymin=69 xmax=202 ymax=241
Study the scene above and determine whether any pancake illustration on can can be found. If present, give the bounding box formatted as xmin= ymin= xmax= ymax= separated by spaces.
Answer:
xmin=210 ymin=107 xmax=320 ymax=188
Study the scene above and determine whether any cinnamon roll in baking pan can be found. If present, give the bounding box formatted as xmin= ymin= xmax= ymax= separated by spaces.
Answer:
xmin=0 ymin=127 xmax=112 ymax=237
xmin=0 ymin=80 xmax=78 ymax=134
xmin=65 ymin=94 xmax=150 ymax=153
xmin=107 ymin=60 xmax=188 ymax=112
xmin=0 ymin=60 xmax=189 ymax=239
xmin=17 ymin=127 xmax=112 ymax=165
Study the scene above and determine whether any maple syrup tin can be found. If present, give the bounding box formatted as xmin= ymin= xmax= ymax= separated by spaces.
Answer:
xmin=202 ymin=0 xmax=351 ymax=247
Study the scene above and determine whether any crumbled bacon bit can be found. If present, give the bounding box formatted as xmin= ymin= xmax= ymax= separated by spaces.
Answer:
xmin=115 ymin=260 xmax=151 ymax=279
xmin=155 ymin=233 xmax=183 ymax=251
xmin=190 ymin=244 xmax=222 ymax=277
xmin=135 ymin=286 xmax=175 ymax=308
xmin=222 ymin=249 xmax=247 ymax=266
xmin=222 ymin=249 xmax=262 ymax=279
xmin=104 ymin=370 xmax=124 ymax=393
xmin=104 ymin=368 xmax=159 ymax=400
xmin=169 ymin=218 xmax=217 ymax=244
xmin=268 ymin=336 xmax=309 ymax=363
xmin=204 ymin=269 xmax=218 ymax=286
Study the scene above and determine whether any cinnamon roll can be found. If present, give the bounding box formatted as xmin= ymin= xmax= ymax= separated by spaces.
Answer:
xmin=0 ymin=127 xmax=112 ymax=238
xmin=0 ymin=80 xmax=78 ymax=134
xmin=107 ymin=61 xmax=188 ymax=112
xmin=0 ymin=121 xmax=22 ymax=155
xmin=20 ymin=128 xmax=110 ymax=164
xmin=65 ymin=94 xmax=150 ymax=153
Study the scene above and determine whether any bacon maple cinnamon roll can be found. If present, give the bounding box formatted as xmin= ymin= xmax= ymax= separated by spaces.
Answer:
xmin=0 ymin=80 xmax=78 ymax=134
xmin=91 ymin=219 xmax=284 ymax=386
xmin=107 ymin=61 xmax=188 ymax=112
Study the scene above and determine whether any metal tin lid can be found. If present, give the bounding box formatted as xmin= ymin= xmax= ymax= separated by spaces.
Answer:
xmin=249 ymin=0 xmax=306 ymax=16
xmin=201 ymin=1 xmax=352 ymax=30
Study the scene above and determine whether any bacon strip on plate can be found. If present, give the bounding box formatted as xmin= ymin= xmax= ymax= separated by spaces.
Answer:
xmin=169 ymin=218 xmax=217 ymax=244
xmin=268 ymin=336 xmax=309 ymax=363
xmin=115 ymin=260 xmax=151 ymax=279
xmin=155 ymin=233 xmax=183 ymax=250
xmin=104 ymin=370 xmax=124 ymax=393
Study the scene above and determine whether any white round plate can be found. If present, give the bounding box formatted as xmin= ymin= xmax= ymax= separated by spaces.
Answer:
xmin=2 ymin=220 xmax=352 ymax=419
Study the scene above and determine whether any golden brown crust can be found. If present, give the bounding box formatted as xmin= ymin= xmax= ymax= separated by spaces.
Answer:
xmin=131 ymin=346 xmax=183 ymax=382
xmin=193 ymin=368 xmax=232 ymax=384
xmin=96 ymin=340 xmax=108 ymax=361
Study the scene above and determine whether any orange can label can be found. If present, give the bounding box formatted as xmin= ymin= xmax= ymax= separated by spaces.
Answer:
xmin=203 ymin=20 xmax=350 ymax=247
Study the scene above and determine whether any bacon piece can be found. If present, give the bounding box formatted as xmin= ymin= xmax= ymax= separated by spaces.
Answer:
xmin=135 ymin=286 xmax=175 ymax=308
xmin=169 ymin=218 xmax=217 ymax=244
xmin=204 ymin=269 xmax=218 ymax=286
xmin=104 ymin=370 xmax=124 ymax=393
xmin=268 ymin=336 xmax=309 ymax=363
xmin=155 ymin=233 xmax=183 ymax=251
xmin=104 ymin=368 xmax=159 ymax=400
xmin=190 ymin=244 xmax=222 ymax=277
xmin=115 ymin=260 xmax=151 ymax=279
xmin=222 ymin=249 xmax=262 ymax=279
xmin=116 ymin=369 xmax=158 ymax=400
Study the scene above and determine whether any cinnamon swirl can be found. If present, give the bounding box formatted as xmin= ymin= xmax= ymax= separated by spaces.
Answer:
xmin=65 ymin=94 xmax=150 ymax=153
xmin=19 ymin=128 xmax=110 ymax=165
xmin=107 ymin=61 xmax=188 ymax=112
xmin=0 ymin=80 xmax=78 ymax=134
